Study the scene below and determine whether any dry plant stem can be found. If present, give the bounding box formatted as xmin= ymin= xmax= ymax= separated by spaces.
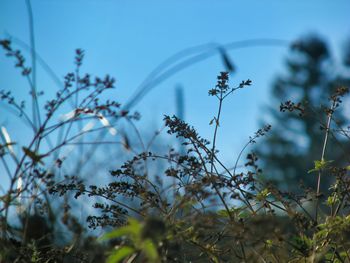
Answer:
xmin=1 ymin=80 xmax=92 ymax=201
xmin=315 ymin=100 xmax=336 ymax=223
xmin=192 ymin=141 xmax=232 ymax=218
xmin=1 ymin=126 xmax=43 ymax=237
xmin=2 ymin=88 xmax=108 ymax=230
xmin=194 ymin=136 xmax=255 ymax=212
xmin=1 ymin=99 xmax=35 ymax=130
xmin=206 ymin=142 xmax=255 ymax=212
xmin=126 ymin=117 xmax=146 ymax=151
xmin=208 ymin=86 xmax=253 ymax=219
xmin=210 ymin=91 xmax=223 ymax=170
xmin=208 ymin=91 xmax=235 ymax=219
xmin=25 ymin=0 xmax=41 ymax=131
xmin=80 ymin=39 xmax=288 ymax=170
xmin=82 ymin=189 xmax=145 ymax=216
xmin=74 ymin=65 xmax=86 ymax=174
xmin=6 ymin=34 xmax=67 ymax=96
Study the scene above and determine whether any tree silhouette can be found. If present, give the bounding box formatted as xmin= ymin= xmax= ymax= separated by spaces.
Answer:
xmin=257 ymin=34 xmax=350 ymax=193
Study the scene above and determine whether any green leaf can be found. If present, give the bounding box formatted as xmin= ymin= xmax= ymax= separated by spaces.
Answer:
xmin=142 ymin=239 xmax=159 ymax=262
xmin=256 ymin=188 xmax=270 ymax=201
xmin=210 ymin=255 xmax=220 ymax=263
xmin=100 ymin=218 xmax=142 ymax=241
xmin=326 ymin=194 xmax=339 ymax=206
xmin=101 ymin=218 xmax=159 ymax=262
xmin=217 ymin=209 xmax=230 ymax=218
xmin=308 ymin=159 xmax=333 ymax=173
xmin=266 ymin=239 xmax=273 ymax=248
xmin=107 ymin=246 xmax=135 ymax=263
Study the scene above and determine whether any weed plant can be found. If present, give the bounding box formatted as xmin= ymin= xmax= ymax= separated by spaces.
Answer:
xmin=1 ymin=38 xmax=350 ymax=263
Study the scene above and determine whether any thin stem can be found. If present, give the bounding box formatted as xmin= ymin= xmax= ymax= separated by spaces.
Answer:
xmin=75 ymin=39 xmax=288 ymax=171
xmin=233 ymin=137 xmax=254 ymax=177
xmin=315 ymin=100 xmax=336 ymax=223
xmin=25 ymin=0 xmax=41 ymax=130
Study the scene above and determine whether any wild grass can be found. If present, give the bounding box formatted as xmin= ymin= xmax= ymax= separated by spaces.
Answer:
xmin=0 ymin=26 xmax=350 ymax=263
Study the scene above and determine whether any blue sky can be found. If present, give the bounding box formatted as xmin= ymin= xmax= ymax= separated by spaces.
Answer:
xmin=1 ymin=0 xmax=350 ymax=165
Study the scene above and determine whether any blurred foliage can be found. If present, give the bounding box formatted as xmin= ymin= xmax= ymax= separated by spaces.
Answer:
xmin=257 ymin=35 xmax=350 ymax=193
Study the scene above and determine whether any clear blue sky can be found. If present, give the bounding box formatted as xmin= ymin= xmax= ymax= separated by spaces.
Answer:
xmin=1 ymin=0 xmax=349 ymax=164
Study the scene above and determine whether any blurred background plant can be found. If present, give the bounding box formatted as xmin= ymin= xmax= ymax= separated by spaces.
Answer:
xmin=256 ymin=35 xmax=350 ymax=194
